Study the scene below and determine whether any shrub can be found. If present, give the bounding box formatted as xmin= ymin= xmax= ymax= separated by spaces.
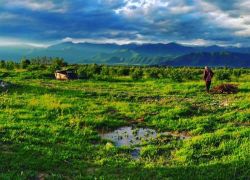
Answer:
xmin=20 ymin=59 xmax=31 ymax=69
xmin=100 ymin=66 xmax=110 ymax=76
xmin=48 ymin=64 xmax=61 ymax=73
xmin=216 ymin=70 xmax=231 ymax=81
xmin=131 ymin=68 xmax=143 ymax=80
xmin=146 ymin=68 xmax=160 ymax=79
xmin=169 ymin=72 xmax=183 ymax=82
xmin=5 ymin=61 xmax=15 ymax=70
xmin=0 ymin=60 xmax=6 ymax=69
xmin=78 ymin=67 xmax=92 ymax=79
xmin=233 ymin=69 xmax=242 ymax=78
xmin=88 ymin=64 xmax=101 ymax=75
xmin=117 ymin=67 xmax=130 ymax=76
xmin=27 ymin=65 xmax=46 ymax=71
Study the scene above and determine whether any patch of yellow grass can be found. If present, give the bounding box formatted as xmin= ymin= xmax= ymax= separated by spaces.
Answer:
xmin=28 ymin=94 xmax=72 ymax=110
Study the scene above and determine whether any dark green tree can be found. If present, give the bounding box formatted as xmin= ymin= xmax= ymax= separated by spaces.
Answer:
xmin=20 ymin=58 xmax=31 ymax=69
xmin=131 ymin=68 xmax=143 ymax=80
xmin=0 ymin=60 xmax=6 ymax=69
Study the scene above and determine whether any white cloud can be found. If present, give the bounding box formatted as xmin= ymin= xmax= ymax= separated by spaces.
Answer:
xmin=169 ymin=5 xmax=194 ymax=14
xmin=237 ymin=0 xmax=250 ymax=11
xmin=179 ymin=39 xmax=214 ymax=46
xmin=178 ymin=38 xmax=237 ymax=47
xmin=61 ymin=36 xmax=218 ymax=46
xmin=113 ymin=0 xmax=197 ymax=35
xmin=5 ymin=0 xmax=68 ymax=13
xmin=0 ymin=12 xmax=33 ymax=23
xmin=62 ymin=36 xmax=154 ymax=45
xmin=115 ymin=0 xmax=194 ymax=17
xmin=235 ymin=29 xmax=250 ymax=36
xmin=197 ymin=0 xmax=250 ymax=37
xmin=0 ymin=37 xmax=50 ymax=47
xmin=115 ymin=0 xmax=169 ymax=17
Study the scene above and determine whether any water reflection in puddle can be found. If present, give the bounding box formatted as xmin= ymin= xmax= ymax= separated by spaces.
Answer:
xmin=99 ymin=126 xmax=190 ymax=159
xmin=100 ymin=126 xmax=157 ymax=147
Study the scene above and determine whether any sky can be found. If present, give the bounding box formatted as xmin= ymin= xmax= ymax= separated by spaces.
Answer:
xmin=0 ymin=0 xmax=250 ymax=47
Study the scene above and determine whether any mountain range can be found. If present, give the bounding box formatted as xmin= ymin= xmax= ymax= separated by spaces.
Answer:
xmin=1 ymin=42 xmax=250 ymax=67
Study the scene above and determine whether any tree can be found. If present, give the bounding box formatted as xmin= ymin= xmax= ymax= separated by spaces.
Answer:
xmin=5 ymin=61 xmax=15 ymax=70
xmin=131 ymin=68 xmax=143 ymax=80
xmin=0 ymin=60 xmax=6 ymax=69
xmin=146 ymin=68 xmax=160 ymax=79
xmin=48 ymin=58 xmax=68 ymax=73
xmin=52 ymin=57 xmax=67 ymax=67
xmin=88 ymin=64 xmax=101 ymax=75
xmin=20 ymin=58 xmax=31 ymax=69
xmin=78 ymin=66 xmax=91 ymax=79
xmin=117 ymin=66 xmax=130 ymax=76
xmin=216 ymin=70 xmax=231 ymax=81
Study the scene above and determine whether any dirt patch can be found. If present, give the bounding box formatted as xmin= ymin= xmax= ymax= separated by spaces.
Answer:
xmin=104 ymin=107 xmax=119 ymax=115
xmin=35 ymin=172 xmax=49 ymax=180
xmin=130 ymin=117 xmax=145 ymax=124
xmin=220 ymin=99 xmax=231 ymax=107
xmin=164 ymin=131 xmax=191 ymax=139
xmin=130 ymin=112 xmax=159 ymax=124
xmin=234 ymin=122 xmax=250 ymax=127
xmin=211 ymin=84 xmax=238 ymax=94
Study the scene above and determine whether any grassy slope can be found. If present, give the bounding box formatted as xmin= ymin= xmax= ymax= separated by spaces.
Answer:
xmin=0 ymin=70 xmax=250 ymax=179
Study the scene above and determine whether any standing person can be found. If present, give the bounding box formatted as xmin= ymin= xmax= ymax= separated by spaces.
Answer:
xmin=203 ymin=66 xmax=214 ymax=92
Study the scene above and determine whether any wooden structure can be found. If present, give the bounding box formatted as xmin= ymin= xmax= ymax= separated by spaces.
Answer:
xmin=55 ymin=69 xmax=78 ymax=80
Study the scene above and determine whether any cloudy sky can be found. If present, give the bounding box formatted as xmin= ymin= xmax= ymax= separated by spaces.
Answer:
xmin=0 ymin=0 xmax=250 ymax=47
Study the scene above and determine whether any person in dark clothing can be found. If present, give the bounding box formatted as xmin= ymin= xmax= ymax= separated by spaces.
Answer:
xmin=203 ymin=66 xmax=214 ymax=92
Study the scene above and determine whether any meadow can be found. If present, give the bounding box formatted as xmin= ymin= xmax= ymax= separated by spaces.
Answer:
xmin=0 ymin=63 xmax=250 ymax=179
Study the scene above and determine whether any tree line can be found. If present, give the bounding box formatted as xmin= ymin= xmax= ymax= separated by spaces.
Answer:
xmin=0 ymin=56 xmax=249 ymax=81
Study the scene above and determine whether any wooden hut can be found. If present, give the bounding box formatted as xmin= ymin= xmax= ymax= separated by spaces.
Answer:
xmin=55 ymin=69 xmax=78 ymax=80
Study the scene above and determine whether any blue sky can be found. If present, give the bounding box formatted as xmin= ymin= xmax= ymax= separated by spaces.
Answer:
xmin=0 ymin=0 xmax=250 ymax=47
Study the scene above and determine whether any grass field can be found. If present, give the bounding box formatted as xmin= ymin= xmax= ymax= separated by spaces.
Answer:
xmin=0 ymin=68 xmax=250 ymax=179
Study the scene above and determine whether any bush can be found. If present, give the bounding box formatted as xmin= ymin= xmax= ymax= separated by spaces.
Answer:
xmin=169 ymin=72 xmax=183 ymax=82
xmin=0 ymin=60 xmax=6 ymax=69
xmin=78 ymin=67 xmax=92 ymax=79
xmin=117 ymin=67 xmax=130 ymax=76
xmin=216 ymin=70 xmax=231 ymax=81
xmin=20 ymin=59 xmax=31 ymax=69
xmin=131 ymin=68 xmax=143 ymax=80
xmin=27 ymin=65 xmax=46 ymax=71
xmin=51 ymin=58 xmax=68 ymax=67
xmin=5 ymin=61 xmax=15 ymax=70
xmin=0 ymin=72 xmax=10 ymax=78
xmin=146 ymin=68 xmax=160 ymax=79
xmin=48 ymin=64 xmax=61 ymax=73
xmin=88 ymin=64 xmax=101 ymax=75
xmin=233 ymin=69 xmax=242 ymax=78
xmin=100 ymin=66 xmax=110 ymax=76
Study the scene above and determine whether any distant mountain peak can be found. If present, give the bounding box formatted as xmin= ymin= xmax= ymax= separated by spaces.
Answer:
xmin=167 ymin=42 xmax=180 ymax=45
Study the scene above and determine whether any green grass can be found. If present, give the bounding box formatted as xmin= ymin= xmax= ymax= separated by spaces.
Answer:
xmin=0 ymin=69 xmax=250 ymax=179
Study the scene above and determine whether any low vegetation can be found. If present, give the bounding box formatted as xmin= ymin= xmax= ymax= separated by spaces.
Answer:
xmin=0 ymin=59 xmax=250 ymax=179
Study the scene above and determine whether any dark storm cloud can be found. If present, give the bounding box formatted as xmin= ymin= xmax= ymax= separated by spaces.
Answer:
xmin=0 ymin=0 xmax=250 ymax=47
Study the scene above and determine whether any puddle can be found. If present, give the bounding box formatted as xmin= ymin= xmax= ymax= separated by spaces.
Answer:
xmin=130 ymin=147 xmax=140 ymax=159
xmin=99 ymin=126 xmax=190 ymax=158
xmin=100 ymin=126 xmax=157 ymax=147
